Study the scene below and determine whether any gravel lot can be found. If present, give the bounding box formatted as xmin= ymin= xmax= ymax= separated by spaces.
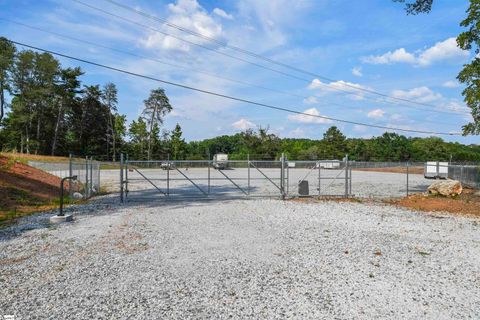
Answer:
xmin=1 ymin=196 xmax=479 ymax=319
xmin=100 ymin=168 xmax=430 ymax=199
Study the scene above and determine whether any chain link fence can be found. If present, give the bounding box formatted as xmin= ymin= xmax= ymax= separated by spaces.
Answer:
xmin=28 ymin=153 xmax=478 ymax=202
xmin=28 ymin=155 xmax=101 ymax=199
xmin=448 ymin=164 xmax=480 ymax=189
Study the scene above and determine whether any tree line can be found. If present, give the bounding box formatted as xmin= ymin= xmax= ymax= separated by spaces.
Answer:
xmin=186 ymin=127 xmax=480 ymax=162
xmin=0 ymin=37 xmax=180 ymax=161
xmin=1 ymin=37 xmax=479 ymax=163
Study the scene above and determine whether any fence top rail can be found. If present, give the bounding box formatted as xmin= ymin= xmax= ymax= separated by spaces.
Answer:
xmin=126 ymin=159 xmax=283 ymax=163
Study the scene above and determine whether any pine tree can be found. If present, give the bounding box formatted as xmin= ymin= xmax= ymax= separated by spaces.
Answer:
xmin=128 ymin=117 xmax=149 ymax=160
xmin=142 ymin=88 xmax=172 ymax=160
xmin=102 ymin=83 xmax=118 ymax=161
xmin=170 ymin=123 xmax=186 ymax=160
xmin=0 ymin=37 xmax=16 ymax=124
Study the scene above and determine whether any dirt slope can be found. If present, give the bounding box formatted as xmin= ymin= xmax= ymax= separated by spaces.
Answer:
xmin=0 ymin=156 xmax=64 ymax=224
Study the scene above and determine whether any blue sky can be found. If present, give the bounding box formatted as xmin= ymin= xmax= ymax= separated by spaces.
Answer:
xmin=1 ymin=0 xmax=477 ymax=144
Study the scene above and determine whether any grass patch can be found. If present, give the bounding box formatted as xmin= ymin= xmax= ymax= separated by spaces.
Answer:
xmin=0 ymin=186 xmax=83 ymax=227
xmin=0 ymin=152 xmax=72 ymax=165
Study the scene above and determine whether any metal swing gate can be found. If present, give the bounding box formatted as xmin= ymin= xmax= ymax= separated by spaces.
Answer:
xmin=119 ymin=154 xmax=351 ymax=202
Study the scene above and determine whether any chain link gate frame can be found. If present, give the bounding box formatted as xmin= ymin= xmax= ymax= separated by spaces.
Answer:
xmin=119 ymin=153 xmax=352 ymax=202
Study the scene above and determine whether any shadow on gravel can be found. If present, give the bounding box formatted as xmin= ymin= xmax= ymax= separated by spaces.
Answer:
xmin=0 ymin=197 xmax=119 ymax=241
xmin=0 ymin=185 xmax=279 ymax=241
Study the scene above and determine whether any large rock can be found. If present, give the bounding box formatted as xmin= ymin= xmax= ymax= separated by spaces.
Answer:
xmin=427 ymin=180 xmax=462 ymax=197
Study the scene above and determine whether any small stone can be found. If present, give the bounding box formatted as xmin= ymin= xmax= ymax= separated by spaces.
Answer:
xmin=73 ymin=192 xmax=84 ymax=200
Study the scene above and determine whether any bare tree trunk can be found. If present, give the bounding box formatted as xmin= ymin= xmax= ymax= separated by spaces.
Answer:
xmin=106 ymin=133 xmax=110 ymax=161
xmin=147 ymin=105 xmax=157 ymax=160
xmin=25 ymin=126 xmax=29 ymax=154
xmin=51 ymin=104 xmax=63 ymax=156
xmin=26 ymin=104 xmax=32 ymax=154
xmin=112 ymin=127 xmax=116 ymax=162
xmin=109 ymin=113 xmax=116 ymax=162
xmin=0 ymin=83 xmax=4 ymax=123
xmin=35 ymin=115 xmax=41 ymax=155
xmin=79 ymin=105 xmax=87 ymax=152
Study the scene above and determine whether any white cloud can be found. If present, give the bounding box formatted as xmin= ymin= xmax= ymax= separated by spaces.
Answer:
xmin=441 ymin=100 xmax=470 ymax=113
xmin=308 ymin=79 xmax=370 ymax=100
xmin=303 ymin=96 xmax=319 ymax=105
xmin=213 ymin=8 xmax=234 ymax=20
xmin=232 ymin=118 xmax=256 ymax=130
xmin=391 ymin=86 xmax=442 ymax=103
xmin=417 ymin=38 xmax=468 ymax=66
xmin=141 ymin=0 xmax=224 ymax=52
xmin=362 ymin=48 xmax=416 ymax=65
xmin=236 ymin=0 xmax=313 ymax=48
xmin=367 ymin=109 xmax=385 ymax=119
xmin=287 ymin=108 xmax=333 ymax=124
xmin=352 ymin=66 xmax=363 ymax=77
xmin=361 ymin=38 xmax=468 ymax=67
xmin=443 ymin=80 xmax=460 ymax=88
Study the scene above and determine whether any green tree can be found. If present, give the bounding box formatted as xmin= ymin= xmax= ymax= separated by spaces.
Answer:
xmin=0 ymin=37 xmax=16 ymax=123
xmin=142 ymin=88 xmax=172 ymax=160
xmin=114 ymin=113 xmax=127 ymax=156
xmin=9 ymin=50 xmax=37 ymax=153
xmin=322 ymin=126 xmax=347 ymax=159
xmin=457 ymin=0 xmax=480 ymax=134
xmin=51 ymin=67 xmax=83 ymax=155
xmin=394 ymin=0 xmax=433 ymax=14
xmin=373 ymin=133 xmax=411 ymax=161
xmin=128 ymin=117 xmax=149 ymax=160
xmin=395 ymin=0 xmax=480 ymax=135
xmin=170 ymin=123 xmax=187 ymax=160
xmin=102 ymin=83 xmax=118 ymax=160
xmin=68 ymin=85 xmax=111 ymax=156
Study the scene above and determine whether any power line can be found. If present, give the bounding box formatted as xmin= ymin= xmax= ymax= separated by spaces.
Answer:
xmin=71 ymin=0 xmax=468 ymax=116
xmin=2 ymin=18 xmax=466 ymax=120
xmin=0 ymin=27 xmax=462 ymax=128
xmin=9 ymin=40 xmax=463 ymax=136
xmin=103 ymin=0 xmax=463 ymax=112
xmin=1 ymin=19 xmax=305 ymax=100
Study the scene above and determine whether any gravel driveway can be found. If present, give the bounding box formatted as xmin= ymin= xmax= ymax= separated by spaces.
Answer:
xmin=1 ymin=197 xmax=479 ymax=319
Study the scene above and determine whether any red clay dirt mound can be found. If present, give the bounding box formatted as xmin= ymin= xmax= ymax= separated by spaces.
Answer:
xmin=393 ymin=188 xmax=480 ymax=217
xmin=0 ymin=156 xmax=65 ymax=223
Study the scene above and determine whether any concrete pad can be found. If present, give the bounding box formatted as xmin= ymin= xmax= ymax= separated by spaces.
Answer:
xmin=50 ymin=214 xmax=74 ymax=223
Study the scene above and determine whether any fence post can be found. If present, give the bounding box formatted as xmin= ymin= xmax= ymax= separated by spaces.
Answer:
xmin=436 ymin=161 xmax=440 ymax=180
xmin=247 ymin=154 xmax=250 ymax=195
xmin=85 ymin=156 xmax=89 ymax=198
xmin=406 ymin=162 xmax=409 ymax=197
xmin=344 ymin=155 xmax=349 ymax=197
xmin=69 ymin=153 xmax=73 ymax=198
xmin=287 ymin=161 xmax=290 ymax=196
xmin=125 ymin=154 xmax=128 ymax=198
xmin=281 ymin=153 xmax=286 ymax=199
xmin=120 ymin=153 xmax=124 ymax=203
xmin=167 ymin=154 xmax=170 ymax=196
xmin=460 ymin=165 xmax=464 ymax=185
xmin=207 ymin=153 xmax=210 ymax=195
xmin=89 ymin=156 xmax=93 ymax=195
xmin=318 ymin=161 xmax=321 ymax=196
xmin=349 ymin=165 xmax=352 ymax=196
xmin=98 ymin=160 xmax=101 ymax=195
